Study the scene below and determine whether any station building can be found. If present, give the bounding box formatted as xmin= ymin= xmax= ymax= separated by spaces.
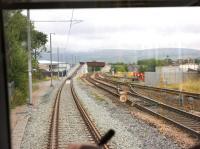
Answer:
xmin=79 ymin=61 xmax=106 ymax=72
xmin=38 ymin=60 xmax=70 ymax=76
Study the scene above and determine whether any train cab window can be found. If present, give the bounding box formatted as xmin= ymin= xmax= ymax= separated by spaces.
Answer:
xmin=1 ymin=2 xmax=200 ymax=149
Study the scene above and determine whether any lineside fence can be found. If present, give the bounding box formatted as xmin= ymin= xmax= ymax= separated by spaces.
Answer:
xmin=145 ymin=72 xmax=200 ymax=86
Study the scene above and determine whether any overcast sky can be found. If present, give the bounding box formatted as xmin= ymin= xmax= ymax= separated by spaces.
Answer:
xmin=24 ymin=7 xmax=200 ymax=52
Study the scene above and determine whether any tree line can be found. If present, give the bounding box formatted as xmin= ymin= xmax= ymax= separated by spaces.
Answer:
xmin=4 ymin=10 xmax=47 ymax=106
xmin=110 ymin=58 xmax=173 ymax=73
xmin=137 ymin=58 xmax=172 ymax=72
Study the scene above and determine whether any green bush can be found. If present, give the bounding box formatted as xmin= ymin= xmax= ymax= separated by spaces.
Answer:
xmin=11 ymin=89 xmax=27 ymax=108
xmin=4 ymin=11 xmax=47 ymax=107
xmin=111 ymin=63 xmax=128 ymax=72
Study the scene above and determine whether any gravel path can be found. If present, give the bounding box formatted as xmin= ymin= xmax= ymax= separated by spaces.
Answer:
xmin=21 ymin=80 xmax=62 ymax=149
xmin=58 ymin=80 xmax=92 ymax=148
xmin=73 ymin=77 xmax=181 ymax=149
xmin=20 ymin=65 xmax=83 ymax=149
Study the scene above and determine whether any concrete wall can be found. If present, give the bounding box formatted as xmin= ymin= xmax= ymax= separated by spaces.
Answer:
xmin=144 ymin=72 xmax=160 ymax=86
xmin=145 ymin=72 xmax=200 ymax=86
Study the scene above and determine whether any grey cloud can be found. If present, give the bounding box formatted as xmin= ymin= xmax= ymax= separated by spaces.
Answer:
xmin=28 ymin=8 xmax=200 ymax=52
xmin=159 ymin=25 xmax=200 ymax=36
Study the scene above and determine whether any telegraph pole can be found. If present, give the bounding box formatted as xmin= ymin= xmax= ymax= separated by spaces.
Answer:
xmin=50 ymin=33 xmax=55 ymax=87
xmin=71 ymin=55 xmax=74 ymax=66
xmin=57 ymin=48 xmax=60 ymax=79
xmin=27 ymin=9 xmax=32 ymax=105
xmin=75 ymin=56 xmax=76 ymax=64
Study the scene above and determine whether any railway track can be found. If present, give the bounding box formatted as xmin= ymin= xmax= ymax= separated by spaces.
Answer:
xmin=71 ymin=79 xmax=110 ymax=149
xmin=47 ymin=77 xmax=64 ymax=149
xmin=86 ymin=73 xmax=200 ymax=138
xmin=47 ymin=66 xmax=110 ymax=149
xmin=97 ymin=73 xmax=200 ymax=112
xmin=86 ymin=74 xmax=119 ymax=97
xmin=102 ymin=73 xmax=200 ymax=99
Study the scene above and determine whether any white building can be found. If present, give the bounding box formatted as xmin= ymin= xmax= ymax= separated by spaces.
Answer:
xmin=179 ymin=63 xmax=199 ymax=72
xmin=38 ymin=60 xmax=70 ymax=72
xmin=156 ymin=66 xmax=180 ymax=74
xmin=146 ymin=64 xmax=199 ymax=86
xmin=156 ymin=64 xmax=199 ymax=74
xmin=101 ymin=64 xmax=111 ymax=73
xmin=78 ymin=63 xmax=88 ymax=75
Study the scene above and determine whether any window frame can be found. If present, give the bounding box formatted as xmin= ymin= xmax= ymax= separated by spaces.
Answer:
xmin=0 ymin=0 xmax=199 ymax=148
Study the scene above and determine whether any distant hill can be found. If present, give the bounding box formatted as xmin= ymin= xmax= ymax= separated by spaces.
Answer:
xmin=40 ymin=48 xmax=200 ymax=63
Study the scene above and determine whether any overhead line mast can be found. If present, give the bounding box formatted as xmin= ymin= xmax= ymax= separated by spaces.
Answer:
xmin=65 ymin=9 xmax=82 ymax=66
xmin=27 ymin=9 xmax=32 ymax=105
xmin=27 ymin=9 xmax=82 ymax=100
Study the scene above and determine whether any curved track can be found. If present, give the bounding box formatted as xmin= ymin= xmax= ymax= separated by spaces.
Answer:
xmin=47 ymin=66 xmax=110 ymax=149
xmin=102 ymin=73 xmax=200 ymax=99
xmin=97 ymin=73 xmax=200 ymax=112
xmin=86 ymin=73 xmax=200 ymax=138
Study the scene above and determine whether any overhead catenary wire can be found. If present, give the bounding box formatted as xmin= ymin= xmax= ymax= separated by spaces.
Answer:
xmin=66 ymin=9 xmax=74 ymax=49
xmin=32 ymin=20 xmax=82 ymax=22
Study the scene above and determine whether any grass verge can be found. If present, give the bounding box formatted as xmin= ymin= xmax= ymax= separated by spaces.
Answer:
xmin=159 ymin=79 xmax=200 ymax=93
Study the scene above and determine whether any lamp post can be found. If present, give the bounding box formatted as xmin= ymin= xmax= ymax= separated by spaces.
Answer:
xmin=57 ymin=48 xmax=60 ymax=80
xmin=27 ymin=9 xmax=32 ymax=105
xmin=50 ymin=33 xmax=55 ymax=87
